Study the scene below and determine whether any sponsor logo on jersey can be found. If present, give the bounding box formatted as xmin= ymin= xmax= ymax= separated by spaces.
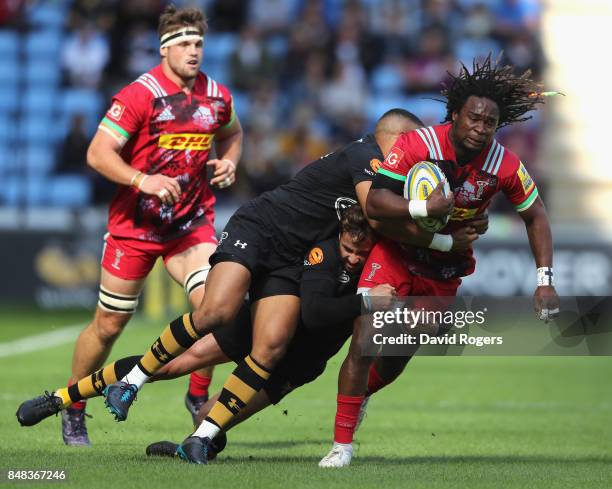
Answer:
xmin=449 ymin=206 xmax=479 ymax=221
xmin=152 ymin=339 xmax=169 ymax=362
xmin=384 ymin=148 xmax=404 ymax=168
xmin=93 ymin=371 xmax=104 ymax=392
xmin=107 ymin=101 xmax=125 ymax=121
xmin=154 ymin=105 xmax=175 ymax=122
xmin=440 ymin=266 xmax=458 ymax=280
xmin=370 ymin=158 xmax=382 ymax=173
xmin=307 ymin=247 xmax=324 ymax=265
xmin=338 ymin=270 xmax=351 ymax=284
xmin=158 ymin=133 xmax=214 ymax=151
xmin=366 ymin=262 xmax=381 ymax=281
xmin=517 ymin=161 xmax=535 ymax=194
xmin=334 ymin=197 xmax=358 ymax=220
xmin=218 ymin=231 xmax=228 ymax=245
xmin=234 ymin=240 xmax=248 ymax=249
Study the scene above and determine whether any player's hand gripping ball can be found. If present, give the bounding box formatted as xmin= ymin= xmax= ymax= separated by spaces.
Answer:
xmin=404 ymin=161 xmax=452 ymax=232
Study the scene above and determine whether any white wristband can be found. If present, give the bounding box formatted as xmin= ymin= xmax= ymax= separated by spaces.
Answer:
xmin=129 ymin=171 xmax=141 ymax=186
xmin=360 ymin=290 xmax=373 ymax=313
xmin=537 ymin=267 xmax=554 ymax=286
xmin=137 ymin=174 xmax=148 ymax=191
xmin=429 ymin=233 xmax=453 ymax=252
xmin=408 ymin=200 xmax=428 ymax=218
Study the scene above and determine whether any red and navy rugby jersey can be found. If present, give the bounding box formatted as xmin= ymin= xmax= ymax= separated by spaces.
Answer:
xmin=99 ymin=64 xmax=235 ymax=242
xmin=374 ymin=122 xmax=539 ymax=280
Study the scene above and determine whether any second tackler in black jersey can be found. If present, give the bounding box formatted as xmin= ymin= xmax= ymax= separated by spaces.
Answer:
xmin=298 ymin=236 xmax=362 ymax=359
xmin=212 ymin=236 xmax=363 ymax=404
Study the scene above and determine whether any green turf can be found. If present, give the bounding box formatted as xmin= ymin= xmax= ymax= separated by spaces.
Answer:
xmin=0 ymin=307 xmax=91 ymax=341
xmin=1 ymin=310 xmax=611 ymax=489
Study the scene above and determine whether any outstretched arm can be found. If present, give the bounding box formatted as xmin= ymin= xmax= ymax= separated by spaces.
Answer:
xmin=518 ymin=197 xmax=559 ymax=321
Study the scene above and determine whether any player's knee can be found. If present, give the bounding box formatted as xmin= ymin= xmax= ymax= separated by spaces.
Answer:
xmin=92 ymin=310 xmax=131 ymax=344
xmin=347 ymin=347 xmax=372 ymax=371
xmin=251 ymin=340 xmax=288 ymax=370
xmin=192 ymin=306 xmax=232 ymax=335
xmin=347 ymin=337 xmax=367 ymax=362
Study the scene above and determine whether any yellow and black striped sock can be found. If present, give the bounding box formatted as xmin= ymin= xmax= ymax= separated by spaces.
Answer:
xmin=204 ymin=355 xmax=271 ymax=430
xmin=54 ymin=356 xmax=141 ymax=408
xmin=137 ymin=313 xmax=201 ymax=377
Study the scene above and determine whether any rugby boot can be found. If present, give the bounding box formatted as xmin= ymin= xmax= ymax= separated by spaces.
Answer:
xmin=319 ymin=443 xmax=354 ymax=468
xmin=146 ymin=433 xmax=226 ymax=461
xmin=61 ymin=407 xmax=91 ymax=446
xmin=103 ymin=381 xmax=138 ymax=421
xmin=176 ymin=435 xmax=212 ymax=464
xmin=146 ymin=441 xmax=179 ymax=458
xmin=16 ymin=391 xmax=63 ymax=427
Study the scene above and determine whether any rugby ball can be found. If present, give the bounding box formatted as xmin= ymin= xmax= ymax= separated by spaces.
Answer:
xmin=404 ymin=161 xmax=451 ymax=232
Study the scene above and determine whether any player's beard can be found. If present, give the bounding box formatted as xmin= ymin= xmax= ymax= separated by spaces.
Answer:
xmin=169 ymin=57 xmax=201 ymax=82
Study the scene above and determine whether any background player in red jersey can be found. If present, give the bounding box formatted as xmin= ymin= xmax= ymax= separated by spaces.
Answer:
xmin=320 ymin=56 xmax=560 ymax=467
xmin=61 ymin=5 xmax=243 ymax=446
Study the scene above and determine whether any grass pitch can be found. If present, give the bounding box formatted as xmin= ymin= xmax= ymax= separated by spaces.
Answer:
xmin=0 ymin=307 xmax=611 ymax=489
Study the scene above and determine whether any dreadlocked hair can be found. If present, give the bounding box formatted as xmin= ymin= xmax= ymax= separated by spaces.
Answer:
xmin=442 ymin=54 xmax=545 ymax=129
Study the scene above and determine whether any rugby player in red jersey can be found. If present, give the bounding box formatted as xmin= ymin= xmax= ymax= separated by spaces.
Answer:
xmin=319 ymin=56 xmax=560 ymax=467
xmin=59 ymin=5 xmax=243 ymax=445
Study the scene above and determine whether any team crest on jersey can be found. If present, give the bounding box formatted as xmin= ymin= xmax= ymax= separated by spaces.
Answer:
xmin=111 ymin=249 xmax=124 ymax=270
xmin=366 ymin=262 xmax=381 ymax=281
xmin=210 ymin=100 xmax=224 ymax=119
xmin=335 ymin=197 xmax=357 ymax=220
xmin=193 ymin=106 xmax=216 ymax=128
xmin=384 ymin=148 xmax=404 ymax=168
xmin=517 ymin=162 xmax=535 ymax=194
xmin=454 ymin=172 xmax=497 ymax=206
xmin=107 ymin=101 xmax=125 ymax=121
xmin=370 ymin=158 xmax=382 ymax=173
xmin=307 ymin=247 xmax=324 ymax=265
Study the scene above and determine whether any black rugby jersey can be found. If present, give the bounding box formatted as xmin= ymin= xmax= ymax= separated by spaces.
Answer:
xmin=297 ymin=237 xmax=361 ymax=360
xmin=251 ymin=134 xmax=382 ymax=256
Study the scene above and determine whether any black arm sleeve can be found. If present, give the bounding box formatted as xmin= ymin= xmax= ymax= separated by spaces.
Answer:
xmin=300 ymin=276 xmax=362 ymax=329
xmin=343 ymin=143 xmax=377 ymax=186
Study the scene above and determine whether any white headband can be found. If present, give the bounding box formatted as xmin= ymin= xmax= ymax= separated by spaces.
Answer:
xmin=160 ymin=27 xmax=203 ymax=48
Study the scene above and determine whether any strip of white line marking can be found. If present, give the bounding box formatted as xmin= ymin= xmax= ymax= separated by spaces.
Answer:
xmin=0 ymin=324 xmax=85 ymax=358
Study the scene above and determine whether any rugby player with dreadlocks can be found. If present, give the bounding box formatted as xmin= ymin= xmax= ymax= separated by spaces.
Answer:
xmin=319 ymin=55 xmax=561 ymax=468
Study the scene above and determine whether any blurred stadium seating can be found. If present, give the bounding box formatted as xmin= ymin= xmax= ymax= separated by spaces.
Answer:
xmin=0 ymin=0 xmax=544 ymax=211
